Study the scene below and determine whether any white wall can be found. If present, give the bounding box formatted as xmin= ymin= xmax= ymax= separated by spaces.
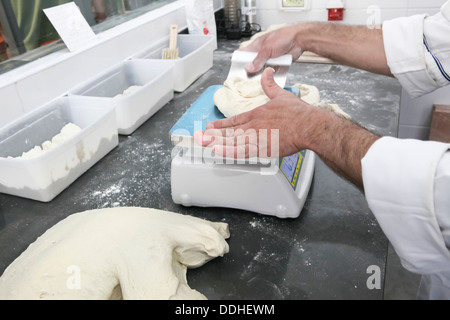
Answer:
xmin=254 ymin=0 xmax=447 ymax=30
xmin=398 ymin=86 xmax=450 ymax=140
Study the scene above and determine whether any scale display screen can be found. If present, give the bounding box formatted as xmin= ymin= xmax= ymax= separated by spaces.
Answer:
xmin=280 ymin=151 xmax=306 ymax=189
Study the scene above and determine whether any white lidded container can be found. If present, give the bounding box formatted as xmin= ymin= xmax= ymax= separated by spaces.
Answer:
xmin=133 ymin=34 xmax=215 ymax=92
xmin=69 ymin=59 xmax=174 ymax=135
xmin=0 ymin=96 xmax=118 ymax=202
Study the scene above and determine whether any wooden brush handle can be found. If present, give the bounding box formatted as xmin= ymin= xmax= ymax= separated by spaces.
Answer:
xmin=169 ymin=25 xmax=178 ymax=50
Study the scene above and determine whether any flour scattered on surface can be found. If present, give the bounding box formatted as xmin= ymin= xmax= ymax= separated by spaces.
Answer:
xmin=77 ymin=136 xmax=172 ymax=209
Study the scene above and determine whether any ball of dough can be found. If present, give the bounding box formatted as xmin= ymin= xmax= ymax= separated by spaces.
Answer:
xmin=294 ymin=83 xmax=320 ymax=105
xmin=214 ymin=76 xmax=270 ymax=118
xmin=0 ymin=207 xmax=230 ymax=300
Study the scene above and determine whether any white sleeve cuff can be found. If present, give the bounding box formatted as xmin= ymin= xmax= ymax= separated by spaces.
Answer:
xmin=383 ymin=2 xmax=450 ymax=98
xmin=362 ymin=137 xmax=450 ymax=274
xmin=382 ymin=14 xmax=436 ymax=99
xmin=383 ymin=15 xmax=426 ymax=74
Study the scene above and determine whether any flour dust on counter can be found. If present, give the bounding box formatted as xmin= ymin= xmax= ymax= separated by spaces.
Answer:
xmin=287 ymin=64 xmax=401 ymax=137
xmin=0 ymin=207 xmax=230 ymax=300
xmin=73 ymin=135 xmax=172 ymax=209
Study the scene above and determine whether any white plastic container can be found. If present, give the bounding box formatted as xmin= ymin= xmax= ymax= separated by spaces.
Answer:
xmin=69 ymin=60 xmax=174 ymax=135
xmin=133 ymin=35 xmax=215 ymax=92
xmin=0 ymin=96 xmax=119 ymax=202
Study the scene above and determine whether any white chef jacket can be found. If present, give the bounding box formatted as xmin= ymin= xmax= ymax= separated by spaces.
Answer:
xmin=383 ymin=0 xmax=450 ymax=99
xmin=362 ymin=1 xmax=450 ymax=300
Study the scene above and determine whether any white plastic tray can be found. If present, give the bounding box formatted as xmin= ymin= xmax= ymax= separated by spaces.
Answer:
xmin=69 ymin=60 xmax=174 ymax=135
xmin=0 ymin=96 xmax=119 ymax=202
xmin=133 ymin=34 xmax=215 ymax=92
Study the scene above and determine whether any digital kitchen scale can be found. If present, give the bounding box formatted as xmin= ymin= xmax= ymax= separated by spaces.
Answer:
xmin=170 ymin=85 xmax=315 ymax=219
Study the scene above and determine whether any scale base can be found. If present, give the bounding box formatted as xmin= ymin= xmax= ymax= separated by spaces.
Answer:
xmin=171 ymin=147 xmax=315 ymax=219
xmin=170 ymin=85 xmax=315 ymax=219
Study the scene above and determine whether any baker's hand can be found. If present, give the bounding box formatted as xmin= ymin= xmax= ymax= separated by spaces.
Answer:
xmin=242 ymin=25 xmax=304 ymax=74
xmin=195 ymin=68 xmax=380 ymax=191
xmin=194 ymin=68 xmax=317 ymax=159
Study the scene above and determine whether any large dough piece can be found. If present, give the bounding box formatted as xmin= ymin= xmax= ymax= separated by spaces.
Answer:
xmin=214 ymin=80 xmax=351 ymax=120
xmin=0 ymin=207 xmax=230 ymax=300
xmin=214 ymin=76 xmax=270 ymax=118
xmin=294 ymin=83 xmax=352 ymax=120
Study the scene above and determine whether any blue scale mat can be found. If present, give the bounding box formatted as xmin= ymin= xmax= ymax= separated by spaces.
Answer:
xmin=170 ymin=85 xmax=299 ymax=137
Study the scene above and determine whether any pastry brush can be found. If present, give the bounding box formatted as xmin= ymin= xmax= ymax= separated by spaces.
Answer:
xmin=162 ymin=25 xmax=179 ymax=60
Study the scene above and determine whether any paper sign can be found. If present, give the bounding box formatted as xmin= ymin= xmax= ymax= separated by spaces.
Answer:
xmin=44 ymin=2 xmax=97 ymax=52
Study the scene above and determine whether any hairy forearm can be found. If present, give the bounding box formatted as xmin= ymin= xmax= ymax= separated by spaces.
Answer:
xmin=294 ymin=23 xmax=393 ymax=77
xmin=300 ymin=108 xmax=380 ymax=190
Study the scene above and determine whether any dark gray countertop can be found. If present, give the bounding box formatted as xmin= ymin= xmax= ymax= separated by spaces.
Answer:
xmin=0 ymin=39 xmax=402 ymax=300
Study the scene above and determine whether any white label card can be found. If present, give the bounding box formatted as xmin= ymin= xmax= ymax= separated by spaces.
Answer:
xmin=43 ymin=2 xmax=97 ymax=52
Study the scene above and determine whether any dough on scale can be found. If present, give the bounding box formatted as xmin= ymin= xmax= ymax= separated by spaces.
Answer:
xmin=221 ymin=23 xmax=352 ymax=120
xmin=214 ymin=77 xmax=351 ymax=120
xmin=0 ymin=207 xmax=230 ymax=300
xmin=214 ymin=76 xmax=270 ymax=118
xmin=293 ymin=83 xmax=352 ymax=120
